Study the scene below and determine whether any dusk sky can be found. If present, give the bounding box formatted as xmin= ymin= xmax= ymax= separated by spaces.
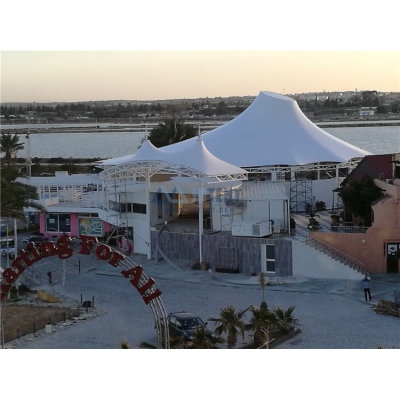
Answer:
xmin=1 ymin=51 xmax=399 ymax=103
xmin=1 ymin=2 xmax=399 ymax=103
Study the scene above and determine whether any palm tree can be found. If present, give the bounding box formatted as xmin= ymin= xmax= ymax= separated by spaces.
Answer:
xmin=1 ymin=165 xmax=46 ymax=221
xmin=208 ymin=306 xmax=248 ymax=349
xmin=272 ymin=305 xmax=298 ymax=335
xmin=120 ymin=338 xmax=132 ymax=348
xmin=245 ymin=305 xmax=275 ymax=349
xmin=139 ymin=336 xmax=185 ymax=349
xmin=138 ymin=341 xmax=157 ymax=349
xmin=258 ymin=272 xmax=268 ymax=310
xmin=1 ymin=133 xmax=24 ymax=165
xmin=187 ymin=326 xmax=225 ymax=349
xmin=147 ymin=117 xmax=197 ymax=148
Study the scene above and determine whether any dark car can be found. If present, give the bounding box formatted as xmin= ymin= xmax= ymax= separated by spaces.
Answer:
xmin=167 ymin=312 xmax=213 ymax=341
xmin=23 ymin=236 xmax=49 ymax=248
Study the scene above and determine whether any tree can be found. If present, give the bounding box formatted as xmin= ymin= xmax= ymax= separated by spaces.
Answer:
xmin=361 ymin=90 xmax=378 ymax=107
xmin=208 ymin=306 xmax=248 ymax=349
xmin=258 ymin=272 xmax=268 ymax=310
xmin=0 ymin=166 xmax=46 ymax=221
xmin=215 ymin=101 xmax=227 ymax=115
xmin=340 ymin=177 xmax=383 ymax=226
xmin=186 ymin=326 xmax=225 ymax=349
xmin=271 ymin=305 xmax=298 ymax=335
xmin=376 ymin=105 xmax=388 ymax=114
xmin=245 ymin=305 xmax=275 ymax=348
xmin=1 ymin=133 xmax=24 ymax=165
xmin=147 ymin=117 xmax=197 ymax=148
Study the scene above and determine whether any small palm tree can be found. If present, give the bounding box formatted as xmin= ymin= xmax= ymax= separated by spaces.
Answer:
xmin=1 ymin=133 xmax=24 ymax=165
xmin=187 ymin=326 xmax=225 ymax=349
xmin=139 ymin=336 xmax=186 ymax=349
xmin=147 ymin=117 xmax=197 ymax=148
xmin=208 ymin=306 xmax=248 ymax=349
xmin=258 ymin=272 xmax=268 ymax=310
xmin=272 ymin=305 xmax=298 ymax=335
xmin=120 ymin=338 xmax=132 ymax=348
xmin=138 ymin=341 xmax=157 ymax=349
xmin=245 ymin=305 xmax=275 ymax=349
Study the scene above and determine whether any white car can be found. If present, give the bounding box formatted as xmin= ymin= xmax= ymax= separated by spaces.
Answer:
xmin=1 ymin=247 xmax=16 ymax=259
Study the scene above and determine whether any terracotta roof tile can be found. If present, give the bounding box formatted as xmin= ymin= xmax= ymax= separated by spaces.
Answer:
xmin=365 ymin=154 xmax=394 ymax=179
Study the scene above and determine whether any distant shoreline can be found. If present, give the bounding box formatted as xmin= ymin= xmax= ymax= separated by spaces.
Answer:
xmin=316 ymin=121 xmax=400 ymax=128
xmin=1 ymin=120 xmax=399 ymax=135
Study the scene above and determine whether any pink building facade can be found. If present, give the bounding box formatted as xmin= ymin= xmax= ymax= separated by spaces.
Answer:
xmin=311 ymin=155 xmax=400 ymax=274
xmin=39 ymin=212 xmax=113 ymax=240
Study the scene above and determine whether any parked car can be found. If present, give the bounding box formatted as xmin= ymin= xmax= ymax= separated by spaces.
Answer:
xmin=23 ymin=236 xmax=49 ymax=247
xmin=23 ymin=236 xmax=44 ymax=244
xmin=1 ymin=247 xmax=16 ymax=259
xmin=167 ymin=312 xmax=213 ymax=341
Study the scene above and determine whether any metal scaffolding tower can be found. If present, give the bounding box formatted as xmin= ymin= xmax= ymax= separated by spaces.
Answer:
xmin=290 ymin=180 xmax=313 ymax=213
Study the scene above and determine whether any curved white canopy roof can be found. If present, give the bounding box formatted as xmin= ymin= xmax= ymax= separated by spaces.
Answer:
xmin=100 ymin=137 xmax=247 ymax=182
xmin=100 ymin=139 xmax=166 ymax=165
xmin=166 ymin=91 xmax=371 ymax=167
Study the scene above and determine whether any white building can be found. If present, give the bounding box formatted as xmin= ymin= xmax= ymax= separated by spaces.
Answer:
xmin=21 ymin=92 xmax=370 ymax=272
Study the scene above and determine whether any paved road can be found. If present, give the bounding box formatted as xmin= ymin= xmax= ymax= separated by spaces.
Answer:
xmin=5 ymin=252 xmax=400 ymax=349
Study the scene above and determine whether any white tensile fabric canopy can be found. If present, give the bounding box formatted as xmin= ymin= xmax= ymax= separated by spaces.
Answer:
xmin=100 ymin=137 xmax=247 ymax=181
xmin=165 ymin=91 xmax=371 ymax=167
xmin=99 ymin=138 xmax=247 ymax=262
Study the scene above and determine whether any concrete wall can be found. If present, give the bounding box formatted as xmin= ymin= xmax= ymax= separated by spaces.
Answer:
xmin=151 ymin=231 xmax=292 ymax=276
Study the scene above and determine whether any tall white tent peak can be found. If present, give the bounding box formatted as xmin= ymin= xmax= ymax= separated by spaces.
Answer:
xmin=164 ymin=91 xmax=370 ymax=167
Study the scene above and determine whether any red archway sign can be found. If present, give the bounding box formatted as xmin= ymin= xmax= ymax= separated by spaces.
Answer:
xmin=0 ymin=235 xmax=169 ymax=348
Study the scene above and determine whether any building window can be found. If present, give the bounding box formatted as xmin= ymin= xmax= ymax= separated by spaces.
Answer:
xmin=109 ymin=202 xmax=146 ymax=214
xmin=157 ymin=193 xmax=163 ymax=218
xmin=120 ymin=203 xmax=132 ymax=213
xmin=132 ymin=203 xmax=146 ymax=214
xmin=266 ymin=244 xmax=276 ymax=273
xmin=46 ymin=213 xmax=71 ymax=233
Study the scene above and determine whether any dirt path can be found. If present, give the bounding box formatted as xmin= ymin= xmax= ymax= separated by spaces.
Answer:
xmin=1 ymin=290 xmax=89 ymax=344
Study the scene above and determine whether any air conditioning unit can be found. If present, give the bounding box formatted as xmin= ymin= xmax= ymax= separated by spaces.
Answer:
xmin=232 ymin=220 xmax=272 ymax=237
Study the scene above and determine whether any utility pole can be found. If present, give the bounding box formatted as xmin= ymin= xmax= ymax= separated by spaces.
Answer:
xmin=25 ymin=130 xmax=32 ymax=180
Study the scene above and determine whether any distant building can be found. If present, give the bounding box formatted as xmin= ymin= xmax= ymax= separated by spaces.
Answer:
xmin=360 ymin=107 xmax=376 ymax=117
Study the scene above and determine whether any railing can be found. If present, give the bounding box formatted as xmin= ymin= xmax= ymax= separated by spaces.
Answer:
xmin=331 ymin=224 xmax=369 ymax=233
xmin=307 ymin=235 xmax=367 ymax=274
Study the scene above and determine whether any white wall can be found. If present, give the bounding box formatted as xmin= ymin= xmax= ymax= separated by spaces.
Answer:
xmin=131 ymin=218 xmax=150 ymax=255
xmin=239 ymin=200 xmax=288 ymax=232
xmin=210 ymin=197 xmax=288 ymax=233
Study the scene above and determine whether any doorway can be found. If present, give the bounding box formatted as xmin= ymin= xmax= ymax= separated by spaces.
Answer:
xmin=261 ymin=244 xmax=276 ymax=274
xmin=386 ymin=243 xmax=399 ymax=274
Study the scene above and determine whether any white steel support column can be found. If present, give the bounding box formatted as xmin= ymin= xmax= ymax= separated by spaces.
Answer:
xmin=198 ymin=179 xmax=204 ymax=263
xmin=14 ymin=219 xmax=19 ymax=296
xmin=286 ymin=199 xmax=290 ymax=233
xmin=146 ymin=169 xmax=151 ymax=260
xmin=290 ymin=166 xmax=296 ymax=181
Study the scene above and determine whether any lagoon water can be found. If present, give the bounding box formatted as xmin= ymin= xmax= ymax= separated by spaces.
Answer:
xmin=3 ymin=124 xmax=400 ymax=159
